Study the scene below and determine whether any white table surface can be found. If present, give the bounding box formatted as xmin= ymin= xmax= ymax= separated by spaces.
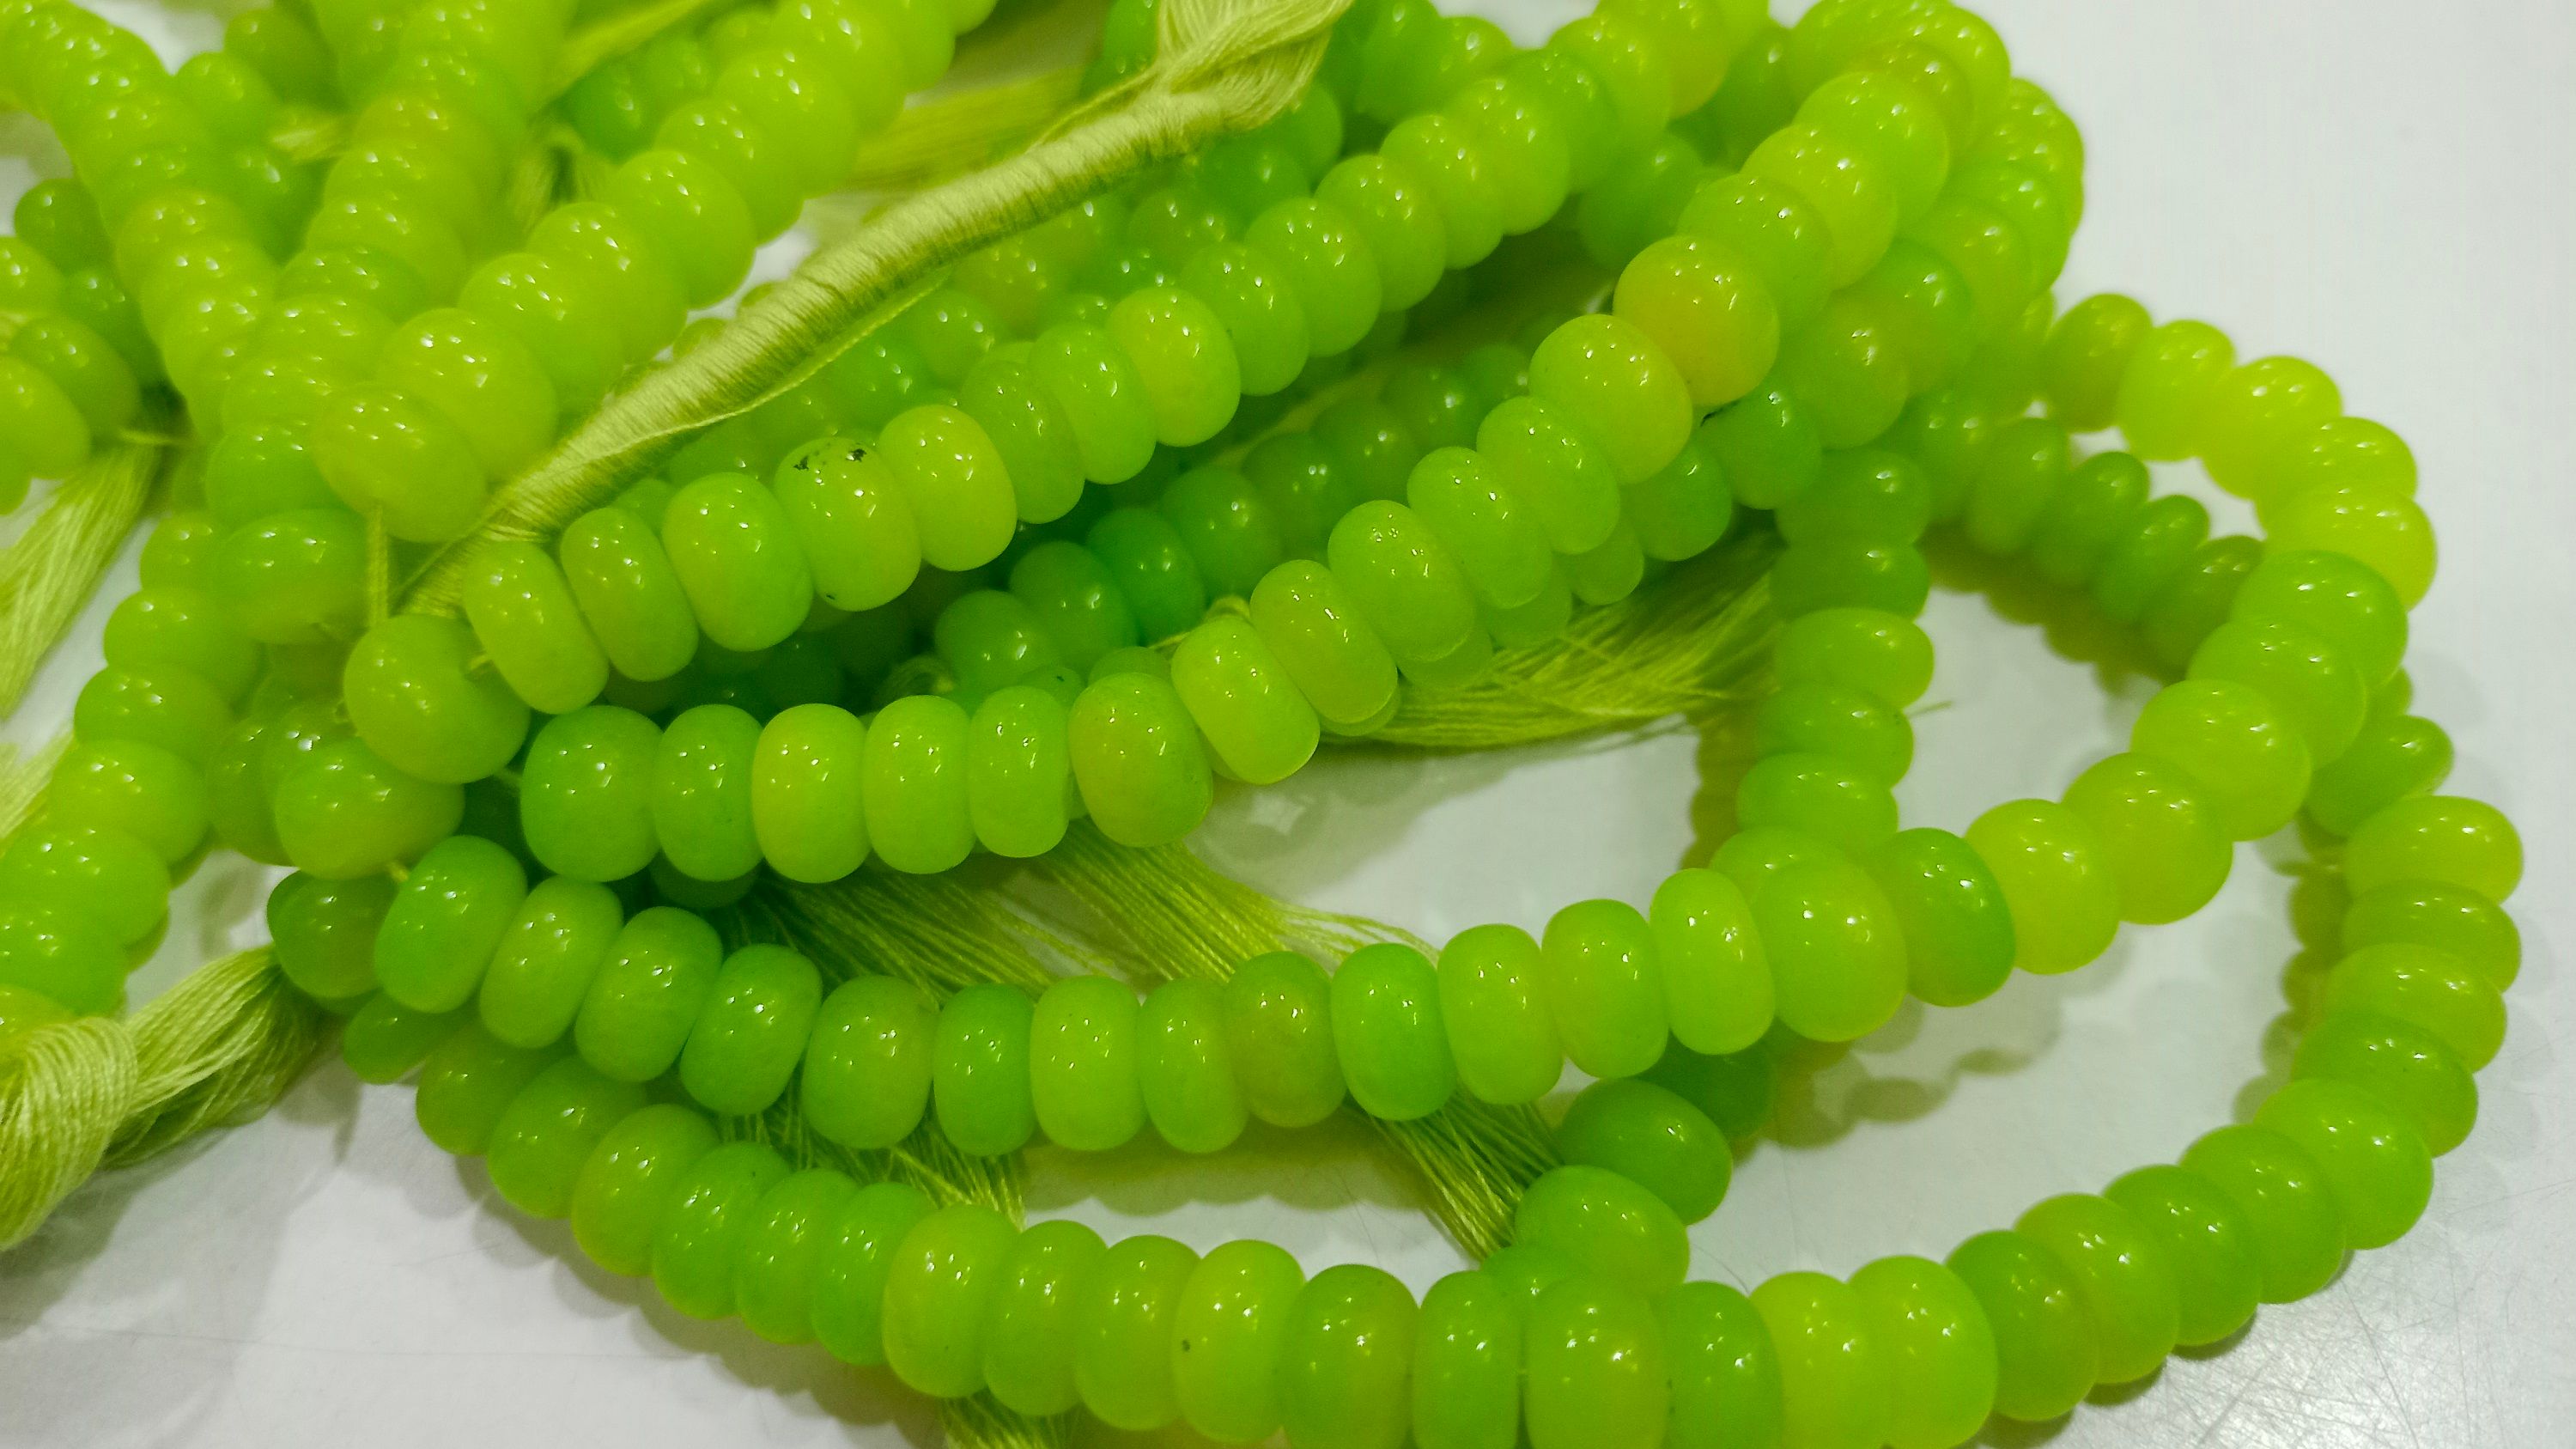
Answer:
xmin=3 ymin=1 xmax=2571 ymax=1446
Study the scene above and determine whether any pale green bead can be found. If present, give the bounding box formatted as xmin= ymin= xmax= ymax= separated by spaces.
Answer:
xmin=773 ymin=438 xmax=924 ymax=612
xmin=1248 ymin=559 xmax=1400 ymax=729
xmin=1514 ymin=1165 xmax=1690 ymax=1300
xmin=1538 ymin=898 xmax=1669 ymax=1080
xmin=880 ymin=1203 xmax=1018 ymax=1398
xmin=1137 ymin=978 xmax=1249 ymax=1154
xmin=980 ymin=1219 xmax=1105 ymax=1416
xmin=878 ymin=404 xmax=1019 ymax=571
xmin=1965 ymin=801 xmax=2118 ymax=975
xmin=1850 ymin=1255 xmax=1997 ymax=1449
xmin=1524 ymin=1277 xmax=1671 ymax=1449
xmin=1107 ymin=285 xmax=1241 ymax=447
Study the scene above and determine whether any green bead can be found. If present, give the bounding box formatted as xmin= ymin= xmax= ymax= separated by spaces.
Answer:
xmin=416 ymin=1025 xmax=563 ymax=1157
xmin=340 ymin=993 xmax=467 ymax=1085
xmin=1513 ymin=1164 xmax=1690 ymax=1300
xmin=1741 ymin=124 xmax=1898 ymax=287
xmin=933 ymin=983 xmax=1038 ymax=1157
xmin=1476 ymin=395 xmax=1625 ymax=554
xmin=343 ymin=614 xmax=530 ymax=786
xmin=2255 ymin=1079 xmax=2432 ymax=1251
xmin=1538 ymin=898 xmax=1668 ymax=1079
xmin=880 ymin=1202 xmax=1018 ymax=1397
xmin=1736 ymin=752 xmax=1899 ymax=855
xmin=648 ymin=703 xmax=762 ymax=883
xmin=2188 ymin=619 xmax=2371 ymax=764
xmin=0 ymin=824 xmax=165 ymax=947
xmin=1068 ymin=673 xmax=1213 ymax=847
xmin=2201 ymin=356 xmax=2342 ymax=497
xmin=770 ymin=439 xmax=921 ymax=613
xmin=1159 ymin=466 xmax=1284 ymax=600
xmin=574 ymin=906 xmax=725 ymax=1083
xmin=73 ymin=663 xmax=234 ymax=768
xmin=1865 ymin=828 xmax=2014 ymax=1008
xmin=2142 ymin=534 xmax=2263 ymax=673
xmin=478 ymin=876 xmax=625 ymax=1050
xmin=1411 ymin=1269 xmax=1521 ymax=1449
xmin=878 ymin=405 xmax=1019 ymax=571
xmin=981 ymin=1217 xmax=1106 ymax=1416
xmin=2343 ymin=882 xmax=2518 ymax=991
xmin=1138 ymin=978 xmax=1249 ymax=1153
xmin=1171 ymin=613 xmax=1320 ymax=785
xmin=1649 ymin=868 xmax=1771 ymax=1056
xmin=521 ymin=706 xmax=662 ymax=882
xmin=965 ymin=686 xmax=1072 ymax=858
xmin=1524 ymin=1276 xmax=1671 ymax=1449
xmin=1965 ymin=800 xmax=2117 ymax=975
xmin=1327 ymin=942 xmax=1455 ymax=1121
xmin=2306 ymin=712 xmax=2452 ymax=838
xmin=1107 ymin=285 xmax=1241 ymax=447
xmin=800 ymin=974 xmax=934 ymax=1149
xmin=1577 ymin=133 xmax=1705 ymax=268
xmin=1611 ymin=234 xmax=1781 ymax=411
xmin=1773 ymin=606 xmax=1931 ymax=707
xmin=2179 ymin=1125 xmax=2347 ymax=1303
xmin=2321 ymin=942 xmax=2505 ymax=1070
xmin=567 ymin=1103 xmax=722 ymax=1275
xmin=1223 ymin=950 xmax=1348 ymax=1127
xmin=1406 ymin=446 xmax=1553 ymax=611
xmin=862 ymin=693 xmax=974 ymax=873
xmin=957 ymin=354 xmax=1085 ymax=524
xmin=1662 ymin=1278 xmax=1785 ymax=1449
xmin=811 ymin=1181 xmax=938 ymax=1366
xmin=2129 ymin=679 xmax=2312 ymax=841
xmin=2014 ymin=1194 xmax=2179 ymax=1385
xmin=2344 ymin=795 xmax=2522 ymax=903
xmin=372 ymin=835 xmax=526 ymax=1014
xmin=1171 ymin=1238 xmax=1305 ymax=1442
xmin=1327 ymin=500 xmax=1478 ymax=665
xmin=1849 ymin=1255 xmax=1996 ymax=1449
xmin=2233 ymin=548 xmax=2407 ymax=686
xmin=1963 ymin=416 xmax=2069 ymax=556
xmin=2293 ymin=1010 xmax=2476 ymax=1157
xmin=1032 ymin=322 xmax=1159 ymax=484
xmin=2100 ymin=1165 xmax=2262 ymax=1348
xmin=1276 ymin=1263 xmax=1415 ymax=1449
xmin=459 ymin=540 xmax=609 ymax=715
xmin=1775 ymin=450 xmax=1930 ymax=549
xmin=0 ymin=906 xmax=120 ymax=1017
xmin=748 ymin=703 xmax=872 ymax=880
xmin=487 ymin=1057 xmax=649 ymax=1220
xmin=1556 ymin=1078 xmax=1731 ymax=1223
xmin=1315 ymin=155 xmax=1446 ymax=312
xmin=272 ymin=737 xmax=463 ymax=880
xmin=2062 ymin=752 xmax=2231 ymax=925
xmin=2114 ymin=320 xmax=2233 ymax=461
xmin=266 ymin=871 xmax=395 ymax=1002
xmin=678 ymin=944 xmax=822 ymax=1116
xmin=1012 ymin=541 xmax=1140 ymax=671
xmin=45 ymin=740 xmax=206 ymax=864
xmin=2039 ymin=293 xmax=2149 ymax=431
xmin=1031 ymin=974 xmax=1145 ymax=1150
xmin=1747 ymin=1271 xmax=1890 ymax=1449
xmin=1741 ymin=848 xmax=1910 ymax=1042
xmin=1077 ymin=1235 xmax=1200 ymax=1430
xmin=560 ymin=506 xmax=700 ymax=681
xmin=662 ymin=472 xmax=814 ymax=652
xmin=652 ymin=1139 xmax=793 ymax=1319
xmin=1431 ymin=924 xmax=1563 ymax=1105
xmin=1676 ymin=174 xmax=1832 ymax=334
xmin=1528 ymin=313 xmax=1694 ymax=485
xmin=1087 ymin=507 xmax=1209 ymax=640
xmin=2093 ymin=493 xmax=2212 ymax=623
xmin=1944 ymin=1230 xmax=2097 ymax=1422
xmin=2025 ymin=452 xmax=2149 ymax=588
xmin=733 ymin=1168 xmax=862 ymax=1345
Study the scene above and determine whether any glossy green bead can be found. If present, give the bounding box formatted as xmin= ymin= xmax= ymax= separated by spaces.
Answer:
xmin=2093 ymin=492 xmax=2212 ymax=623
xmin=811 ymin=1180 xmax=939 ymax=1366
xmin=962 ymin=686 xmax=1070 ymax=857
xmin=1648 ymin=868 xmax=1771 ymax=1056
xmin=372 ymin=835 xmax=526 ymax=1014
xmin=376 ymin=310 xmax=555 ymax=478
xmin=1271 ymin=1263 xmax=1415 ymax=1449
xmin=1030 ymin=974 xmax=1145 ymax=1150
xmin=1170 ymin=613 xmax=1320 ymax=785
xmin=1012 ymin=541 xmax=1139 ymax=672
xmin=1031 ymin=321 xmax=1160 ymax=484
xmin=732 ymin=1167 xmax=863 ymax=1345
xmin=1661 ymin=1278 xmax=1785 ymax=1449
xmin=272 ymin=737 xmax=463 ymax=880
xmin=745 ymin=703 xmax=868 ymax=880
xmin=1401 ymin=447 xmax=1549 ymax=611
xmin=1747 ymin=1271 xmax=1889 ymax=1449
xmin=878 ymin=404 xmax=1018 ymax=571
xmin=2200 ymin=356 xmax=2342 ymax=497
xmin=920 ymin=982 xmax=1036 ymax=1157
xmin=860 ymin=693 xmax=972 ymax=873
xmin=458 ymin=250 xmax=623 ymax=417
xmin=2344 ymin=795 xmax=2522 ymax=902
xmin=266 ymin=872 xmax=393 ymax=1002
xmin=793 ymin=973 xmax=932 ymax=1149
xmin=2024 ymin=451 xmax=2149 ymax=588
xmin=459 ymin=540 xmax=609 ymax=715
xmin=2293 ymin=1009 xmax=2477 ymax=1156
xmin=525 ymin=202 xmax=686 ymax=365
xmin=1577 ymin=133 xmax=1706 ymax=268
xmin=2255 ymin=1078 xmax=2432 ymax=1251
xmin=1769 ymin=538 xmax=1929 ymax=619
xmin=1087 ymin=506 xmax=1208 ymax=640
xmin=879 ymin=1202 xmax=1018 ymax=1397
xmin=201 ymin=423 xmax=335 ymax=533
xmin=416 ymin=1026 xmax=563 ymax=1157
xmin=651 ymin=1139 xmax=792 ymax=1318
xmin=1514 ymin=1165 xmax=1689 ymax=1300
xmin=603 ymin=149 xmax=752 ymax=307
xmin=1375 ymin=113 xmax=1500 ymax=271
xmin=2098 ymin=1165 xmax=2261 ymax=1349
xmin=2180 ymin=1125 xmax=2348 ymax=1302
xmin=1222 ymin=950 xmax=1346 ymax=1127
xmin=2306 ymin=712 xmax=2452 ymax=838
xmin=1314 ymin=155 xmax=1446 ymax=311
xmin=1743 ymin=847 xmax=1910 ymax=1042
xmin=1946 ymin=1228 xmax=2097 ymax=1422
xmin=45 ymin=740 xmax=206 ymax=865
xmin=1476 ymin=395 xmax=1625 ymax=554
xmin=1740 ymin=124 xmax=1898 ymax=289
xmin=2188 ymin=619 xmax=2367 ymax=764
xmin=2112 ymin=320 xmax=2233 ymax=461
xmin=1136 ymin=978 xmax=1249 ymax=1154
xmin=952 ymin=355 xmax=1082 ymax=524
xmin=1526 ymin=314 xmax=1693 ymax=485
xmin=1248 ymin=560 xmax=1400 ymax=729
xmin=517 ymin=706 xmax=657 ymax=881
xmin=487 ymin=1057 xmax=649 ymax=1220
xmin=2040 ymin=293 xmax=2150 ymax=432
xmin=1240 ymin=197 xmax=1380 ymax=357
xmin=1965 ymin=800 xmax=2117 ymax=975
xmin=574 ymin=906 xmax=724 ymax=1083
xmin=1625 ymin=433 xmax=1735 ymax=563
xmin=1537 ymin=898 xmax=1668 ymax=1080
xmin=2344 ymin=882 xmax=2518 ymax=991
xmin=1963 ymin=416 xmax=2069 ymax=556
xmin=980 ymin=1217 xmax=1105 ymax=1416
xmin=2063 ymin=752 xmax=2232 ymax=925
xmin=1774 ymin=606 xmax=1931 ymax=707
xmin=0 ymin=906 xmax=120 ymax=1018
xmin=204 ymin=508 xmax=365 ymax=647
xmin=559 ymin=506 xmax=700 ymax=682
xmin=477 ymin=876 xmax=625 ymax=1050
xmin=1170 ymin=1238 xmax=1304 ymax=1443
xmin=647 ymin=703 xmax=760 ymax=883
xmin=1736 ymin=752 xmax=1899 ymax=854
xmin=661 ymin=472 xmax=814 ymax=652
xmin=73 ymin=663 xmax=234 ymax=768
xmin=1860 ymin=828 xmax=2011 ymax=1008
xmin=343 ymin=613 xmax=529 ymax=785
xmin=677 ymin=945 xmax=822 ymax=1117
xmin=2141 ymin=533 xmax=2263 ymax=673
xmin=1446 ymin=75 xmax=1572 ymax=234
xmin=1675 ymin=174 xmax=1832 ymax=336
xmin=1847 ymin=1255 xmax=1995 ymax=1449
xmin=1556 ymin=1077 xmax=1730 ymax=1223
xmin=2233 ymin=549 xmax=2407 ymax=690
xmin=1078 ymin=1234 xmax=1201 ymax=1430
xmin=1104 ymin=285 xmax=1240 ymax=447
xmin=0 ymin=823 xmax=166 ymax=949
xmin=1068 ymin=672 xmax=1213 ymax=847
xmin=770 ymin=439 xmax=922 ymax=613
xmin=2322 ymin=942 xmax=2505 ymax=1070
xmin=2129 ymin=679 xmax=2312 ymax=841
xmin=1522 ymin=1276 xmax=1670 ymax=1449
xmin=1427 ymin=923 xmax=1560 ymax=1105
xmin=1401 ymin=1271 xmax=1521 ymax=1449
xmin=14 ymin=180 xmax=110 ymax=272
xmin=340 ymin=993 xmax=468 ymax=1085
xmin=1173 ymin=243 xmax=1308 ymax=398
xmin=1323 ymin=942 xmax=1453 ymax=1122
xmin=9 ymin=314 xmax=137 ymax=441
xmin=2014 ymin=1194 xmax=2180 ymax=1385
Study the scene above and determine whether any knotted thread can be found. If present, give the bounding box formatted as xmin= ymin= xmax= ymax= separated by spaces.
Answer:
xmin=0 ymin=949 xmax=331 ymax=1250
xmin=400 ymin=0 xmax=1353 ymax=615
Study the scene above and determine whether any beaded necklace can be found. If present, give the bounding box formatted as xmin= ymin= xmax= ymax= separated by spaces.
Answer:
xmin=0 ymin=1 xmax=2526 ymax=1448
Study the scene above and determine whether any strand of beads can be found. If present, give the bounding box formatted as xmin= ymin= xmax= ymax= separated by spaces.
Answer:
xmin=0 ymin=219 xmax=148 ymax=511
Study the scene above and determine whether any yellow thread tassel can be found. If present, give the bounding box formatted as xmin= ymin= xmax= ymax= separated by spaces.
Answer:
xmin=0 ymin=438 xmax=161 ymax=719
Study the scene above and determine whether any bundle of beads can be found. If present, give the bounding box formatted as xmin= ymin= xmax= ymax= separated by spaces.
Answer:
xmin=0 ymin=0 xmax=2525 ymax=1446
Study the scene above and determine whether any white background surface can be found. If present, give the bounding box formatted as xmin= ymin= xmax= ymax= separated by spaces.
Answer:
xmin=4 ymin=1 xmax=2573 ymax=1445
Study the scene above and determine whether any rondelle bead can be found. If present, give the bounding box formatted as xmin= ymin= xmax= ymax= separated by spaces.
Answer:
xmin=270 ymin=737 xmax=463 ymax=880
xmin=1773 ymin=606 xmax=1932 ymax=707
xmin=1747 ymin=1270 xmax=1891 ymax=1449
xmin=981 ymin=1219 xmax=1106 ymax=1417
xmin=2128 ymin=679 xmax=2312 ymax=841
xmin=1555 ymin=1077 xmax=1731 ymax=1223
xmin=1662 ymin=1276 xmax=1786 ymax=1449
xmin=2342 ymin=882 xmax=2519 ymax=990
xmin=2319 ymin=942 xmax=2506 ymax=1070
xmin=1733 ymin=845 xmax=1909 ymax=1042
xmin=2342 ymin=795 xmax=2522 ymax=903
xmin=1513 ymin=1165 xmax=1690 ymax=1300
xmin=2114 ymin=320 xmax=2233 ymax=462
xmin=560 ymin=506 xmax=701 ymax=682
xmin=1431 ymin=923 xmax=1563 ymax=1105
xmin=2014 ymin=1194 xmax=2179 ymax=1385
xmin=416 ymin=1026 xmax=564 ymax=1158
xmin=462 ymin=540 xmax=610 ymax=715
xmin=1538 ymin=899 xmax=1669 ymax=1080
xmin=1406 ymin=446 xmax=1553 ymax=610
xmin=565 ymin=1101 xmax=721 ymax=1275
xmin=267 ymin=872 xmax=396 ymax=1002
xmin=574 ymin=906 xmax=725 ymax=1083
xmin=2305 ymin=711 xmax=2453 ymax=839
xmin=1411 ymin=1269 xmax=1521 ymax=1449
xmin=663 ymin=472 xmax=815 ymax=651
xmin=487 ymin=1058 xmax=649 ymax=1220
xmin=0 ymin=907 xmax=122 ymax=1018
xmin=372 ymin=834 xmax=526 ymax=1014
xmin=862 ymin=693 xmax=975 ymax=873
xmin=653 ymin=1140 xmax=793 ymax=1319
xmin=2293 ymin=1010 xmax=2477 ymax=1156
xmin=2179 ymin=1125 xmax=2347 ymax=1303
xmin=1965 ymin=800 xmax=2117 ymax=975
xmin=1031 ymin=975 xmax=1145 ymax=1151
xmin=1279 ymin=1263 xmax=1416 ymax=1449
xmin=650 ymin=703 xmax=762 ymax=884
xmin=2254 ymin=1078 xmax=2432 ymax=1251
xmin=882 ymin=1202 xmax=1019 ymax=1397
xmin=678 ymin=944 xmax=822 ymax=1117
xmin=749 ymin=703 xmax=871 ymax=881
xmin=2062 ymin=752 xmax=2231 ymax=924
xmin=1078 ymin=1235 xmax=1201 ymax=1430
xmin=1136 ymin=978 xmax=1249 ymax=1154
xmin=1171 ymin=613 xmax=1321 ymax=784
xmin=1648 ymin=868 xmax=1771 ymax=1056
xmin=1171 ymin=1238 xmax=1305 ymax=1443
xmin=44 ymin=740 xmax=206 ymax=864
xmin=1069 ymin=672 xmax=1214 ymax=847
xmin=2039 ymin=293 xmax=2150 ymax=433
xmin=1527 ymin=313 xmax=1694 ymax=484
xmin=0 ymin=825 xmax=167 ymax=947
xmin=798 ymin=974 xmax=934 ymax=1149
xmin=1330 ymin=942 xmax=1456 ymax=1122
xmin=1945 ymin=1230 xmax=2098 ymax=1422
xmin=1613 ymin=234 xmax=1782 ymax=410
xmin=1849 ymin=1255 xmax=1996 ymax=1449
xmin=2264 ymin=482 xmax=2437 ymax=607
xmin=1524 ymin=1275 xmax=1671 ymax=1449
xmin=1249 ymin=560 xmax=1400 ymax=729
xmin=1476 ymin=395 xmax=1624 ymax=554
xmin=810 ymin=1181 xmax=939 ymax=1367
xmin=1735 ymin=752 xmax=1900 ymax=855
xmin=521 ymin=705 xmax=662 ymax=882
xmin=733 ymin=1168 xmax=863 ymax=1346
xmin=1223 ymin=951 xmax=1348 ymax=1127
xmin=343 ymin=613 xmax=530 ymax=785
xmin=2099 ymin=1164 xmax=2260 ymax=1348
xmin=478 ymin=876 xmax=625 ymax=1050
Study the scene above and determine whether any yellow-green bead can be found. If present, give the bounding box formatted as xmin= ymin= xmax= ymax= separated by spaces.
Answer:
xmin=811 ymin=1180 xmax=939 ymax=1366
xmin=678 ymin=944 xmax=822 ymax=1117
xmin=981 ymin=1218 xmax=1105 ymax=1416
xmin=1527 ymin=313 xmax=1694 ymax=484
xmin=1107 ymin=284 xmax=1241 ymax=447
xmin=1330 ymin=942 xmax=1455 ymax=1122
xmin=881 ymin=1202 xmax=1018 ymax=1397
xmin=1735 ymin=752 xmax=1899 ymax=855
xmin=1663 ymin=1278 xmax=1785 ymax=1449
xmin=1135 ymin=977 xmax=1249 ymax=1154
xmin=1740 ymin=847 xmax=1909 ymax=1042
xmin=559 ymin=506 xmax=699 ymax=682
xmin=1963 ymin=415 xmax=2069 ymax=556
xmin=772 ymin=438 xmax=923 ymax=612
xmin=487 ymin=1057 xmax=649 ymax=1220
xmin=2014 ymin=1194 xmax=2180 ymax=1385
xmin=479 ymin=876 xmax=625 ymax=1050
xmin=1476 ymin=394 xmax=1625 ymax=554
xmin=2255 ymin=1079 xmax=2432 ymax=1251
xmin=661 ymin=472 xmax=814 ymax=652
xmin=2039 ymin=293 xmax=2149 ymax=432
xmin=1944 ymin=1230 xmax=2098 ymax=1422
xmin=270 ymin=737 xmax=462 ymax=880
xmin=1524 ymin=1276 xmax=1670 ymax=1449
xmin=2113 ymin=320 xmax=2233 ymax=461
xmin=1773 ymin=606 xmax=1932 ymax=707
xmin=1078 ymin=1235 xmax=1201 ymax=1431
xmin=1513 ymin=1164 xmax=1690 ymax=1300
xmin=1170 ymin=613 xmax=1320 ymax=785
xmin=1248 ymin=559 xmax=1400 ymax=729
xmin=1171 ymin=1238 xmax=1305 ymax=1443
xmin=652 ymin=703 xmax=763 ymax=883
xmin=2101 ymin=1164 xmax=2261 ymax=1348
xmin=1865 ymin=826 xmax=2015 ymax=1009
xmin=1849 ymin=1255 xmax=1996 ymax=1449
xmin=733 ymin=1168 xmax=861 ymax=1346
xmin=1741 ymin=125 xmax=1898 ymax=288
xmin=2321 ymin=942 xmax=2505 ymax=1070
xmin=462 ymin=539 xmax=610 ymax=715
xmin=1613 ymin=234 xmax=1783 ymax=410
xmin=1649 ymin=868 xmax=1771 ymax=1056
xmin=2344 ymin=882 xmax=2519 ymax=991
xmin=568 ymin=1102 xmax=720 ymax=1275
xmin=1221 ymin=951 xmax=1346 ymax=1126
xmin=1069 ymin=671 xmax=1214 ymax=847
xmin=1031 ymin=975 xmax=1145 ymax=1151
xmin=2188 ymin=619 xmax=2368 ymax=764
xmin=2180 ymin=1125 xmax=2348 ymax=1303
xmin=653 ymin=1140 xmax=793 ymax=1319
xmin=1406 ymin=445 xmax=1554 ymax=610
xmin=878 ymin=403 xmax=1018 ymax=571
xmin=574 ymin=906 xmax=724 ymax=1083
xmin=1554 ymin=1077 xmax=1731 ymax=1224
xmin=372 ymin=834 xmax=526 ymax=1014
xmin=1538 ymin=898 xmax=1669 ymax=1080
xmin=2062 ymin=752 xmax=2232 ymax=925
xmin=416 ymin=1025 xmax=564 ymax=1157
xmin=521 ymin=705 xmax=661 ymax=882
xmin=1748 ymin=1270 xmax=1891 ymax=1449
xmin=1413 ymin=1270 xmax=1523 ymax=1449
xmin=1279 ymin=1263 xmax=1416 ymax=1449
xmin=750 ymin=703 xmax=871 ymax=881
xmin=2306 ymin=711 xmax=2453 ymax=838
xmin=1431 ymin=923 xmax=1563 ymax=1105
xmin=2093 ymin=493 xmax=2212 ymax=623
xmin=862 ymin=693 xmax=974 ymax=873
xmin=963 ymin=685 xmax=1072 ymax=858
xmin=2129 ymin=679 xmax=2312 ymax=841
xmin=1315 ymin=154 xmax=1447 ymax=310
xmin=2344 ymin=794 xmax=2521 ymax=903
xmin=802 ymin=975 xmax=935 ymax=1150
xmin=1965 ymin=800 xmax=2117 ymax=976
xmin=44 ymin=740 xmax=206 ymax=864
